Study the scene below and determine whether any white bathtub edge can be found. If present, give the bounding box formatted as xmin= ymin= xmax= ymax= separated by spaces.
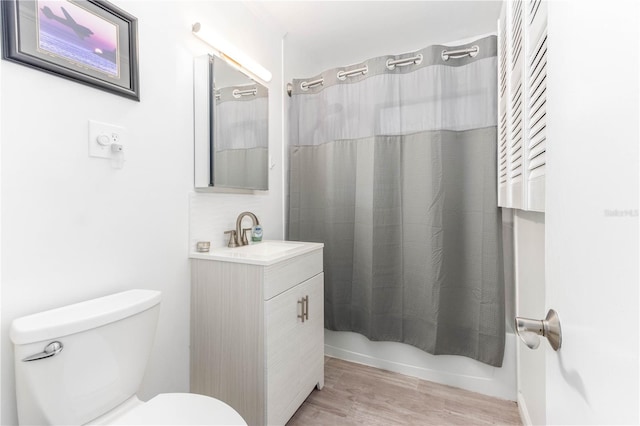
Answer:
xmin=325 ymin=330 xmax=517 ymax=401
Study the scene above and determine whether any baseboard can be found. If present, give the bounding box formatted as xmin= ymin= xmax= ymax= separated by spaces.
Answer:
xmin=517 ymin=391 xmax=532 ymax=426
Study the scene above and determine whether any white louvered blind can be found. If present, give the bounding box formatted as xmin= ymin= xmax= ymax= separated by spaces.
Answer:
xmin=511 ymin=1 xmax=524 ymax=70
xmin=496 ymin=0 xmax=547 ymax=211
xmin=529 ymin=0 xmax=543 ymax=26
xmin=497 ymin=3 xmax=508 ymax=206
xmin=508 ymin=0 xmax=524 ymax=209
xmin=510 ymin=79 xmax=524 ymax=182
xmin=526 ymin=0 xmax=547 ymax=211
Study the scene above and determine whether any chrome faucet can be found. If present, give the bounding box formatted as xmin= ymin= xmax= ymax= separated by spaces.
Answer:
xmin=233 ymin=211 xmax=259 ymax=247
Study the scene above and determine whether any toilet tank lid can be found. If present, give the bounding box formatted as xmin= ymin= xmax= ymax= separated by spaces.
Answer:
xmin=10 ymin=289 xmax=162 ymax=345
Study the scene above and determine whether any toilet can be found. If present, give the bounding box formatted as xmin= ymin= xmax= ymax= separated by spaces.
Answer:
xmin=10 ymin=289 xmax=246 ymax=425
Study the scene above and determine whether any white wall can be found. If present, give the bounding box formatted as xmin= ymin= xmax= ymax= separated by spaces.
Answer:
xmin=502 ymin=209 xmax=516 ymax=332
xmin=279 ymin=1 xmax=501 ymax=79
xmin=514 ymin=211 xmax=546 ymax=425
xmin=0 ymin=2 xmax=283 ymax=424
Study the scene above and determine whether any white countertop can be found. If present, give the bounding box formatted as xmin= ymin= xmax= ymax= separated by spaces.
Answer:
xmin=189 ymin=240 xmax=324 ymax=266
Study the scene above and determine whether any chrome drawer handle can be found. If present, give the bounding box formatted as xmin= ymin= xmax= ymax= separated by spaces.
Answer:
xmin=22 ymin=341 xmax=64 ymax=362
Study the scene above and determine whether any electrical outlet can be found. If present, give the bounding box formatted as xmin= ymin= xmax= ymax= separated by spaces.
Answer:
xmin=89 ymin=120 xmax=125 ymax=159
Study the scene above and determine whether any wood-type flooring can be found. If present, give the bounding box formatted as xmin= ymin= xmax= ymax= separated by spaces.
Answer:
xmin=287 ymin=357 xmax=522 ymax=426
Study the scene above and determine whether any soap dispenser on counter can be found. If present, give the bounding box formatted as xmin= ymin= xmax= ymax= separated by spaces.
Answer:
xmin=251 ymin=225 xmax=263 ymax=242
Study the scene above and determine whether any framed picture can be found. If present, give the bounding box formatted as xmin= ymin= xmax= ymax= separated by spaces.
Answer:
xmin=2 ymin=0 xmax=139 ymax=101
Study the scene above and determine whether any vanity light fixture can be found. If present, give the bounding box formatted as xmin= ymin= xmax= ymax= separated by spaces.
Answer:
xmin=192 ymin=22 xmax=272 ymax=83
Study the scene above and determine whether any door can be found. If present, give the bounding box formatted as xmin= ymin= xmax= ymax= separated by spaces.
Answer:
xmin=545 ymin=1 xmax=638 ymax=424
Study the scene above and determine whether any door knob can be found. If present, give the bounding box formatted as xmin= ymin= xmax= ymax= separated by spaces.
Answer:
xmin=515 ymin=309 xmax=562 ymax=351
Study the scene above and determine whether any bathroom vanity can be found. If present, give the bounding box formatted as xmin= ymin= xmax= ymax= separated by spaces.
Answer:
xmin=190 ymin=241 xmax=324 ymax=426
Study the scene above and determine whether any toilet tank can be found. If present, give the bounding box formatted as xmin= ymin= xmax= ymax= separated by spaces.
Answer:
xmin=10 ymin=289 xmax=162 ymax=425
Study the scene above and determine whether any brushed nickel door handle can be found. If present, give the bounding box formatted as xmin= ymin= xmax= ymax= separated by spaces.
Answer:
xmin=515 ymin=309 xmax=562 ymax=351
xmin=304 ymin=295 xmax=309 ymax=321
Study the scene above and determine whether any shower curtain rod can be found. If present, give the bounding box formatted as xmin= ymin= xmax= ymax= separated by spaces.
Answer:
xmin=286 ymin=45 xmax=480 ymax=97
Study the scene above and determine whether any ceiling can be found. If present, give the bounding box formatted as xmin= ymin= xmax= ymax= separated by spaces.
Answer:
xmin=252 ymin=1 xmax=502 ymax=72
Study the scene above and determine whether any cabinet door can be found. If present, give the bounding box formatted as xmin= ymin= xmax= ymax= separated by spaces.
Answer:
xmin=298 ymin=273 xmax=324 ymax=394
xmin=266 ymin=273 xmax=325 ymax=425
xmin=265 ymin=280 xmax=305 ymax=425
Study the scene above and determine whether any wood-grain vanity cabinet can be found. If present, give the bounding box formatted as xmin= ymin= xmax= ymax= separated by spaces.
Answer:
xmin=190 ymin=246 xmax=324 ymax=426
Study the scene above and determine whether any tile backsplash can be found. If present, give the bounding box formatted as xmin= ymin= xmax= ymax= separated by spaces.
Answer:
xmin=189 ymin=191 xmax=278 ymax=252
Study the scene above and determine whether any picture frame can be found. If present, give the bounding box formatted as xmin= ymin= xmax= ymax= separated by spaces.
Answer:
xmin=2 ymin=0 xmax=140 ymax=101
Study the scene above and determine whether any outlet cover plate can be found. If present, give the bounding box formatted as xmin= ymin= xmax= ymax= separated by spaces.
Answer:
xmin=89 ymin=120 xmax=125 ymax=159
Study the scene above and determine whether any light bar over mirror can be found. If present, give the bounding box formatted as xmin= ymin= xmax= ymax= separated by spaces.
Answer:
xmin=192 ymin=22 xmax=272 ymax=83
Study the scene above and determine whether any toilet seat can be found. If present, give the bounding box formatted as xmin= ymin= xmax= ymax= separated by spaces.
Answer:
xmin=105 ymin=393 xmax=246 ymax=425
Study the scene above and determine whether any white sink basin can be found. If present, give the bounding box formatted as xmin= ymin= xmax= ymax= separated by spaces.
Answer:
xmin=235 ymin=241 xmax=304 ymax=256
xmin=190 ymin=240 xmax=323 ymax=265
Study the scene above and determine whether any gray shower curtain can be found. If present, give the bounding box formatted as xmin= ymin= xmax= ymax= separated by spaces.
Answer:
xmin=288 ymin=36 xmax=505 ymax=367
xmin=214 ymin=84 xmax=268 ymax=189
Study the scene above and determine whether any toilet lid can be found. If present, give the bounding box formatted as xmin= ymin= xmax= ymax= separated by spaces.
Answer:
xmin=109 ymin=393 xmax=246 ymax=425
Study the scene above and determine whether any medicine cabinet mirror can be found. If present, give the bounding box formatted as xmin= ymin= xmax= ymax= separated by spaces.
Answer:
xmin=194 ymin=54 xmax=268 ymax=190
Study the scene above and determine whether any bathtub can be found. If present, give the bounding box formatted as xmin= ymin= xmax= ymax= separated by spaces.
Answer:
xmin=324 ymin=329 xmax=517 ymax=401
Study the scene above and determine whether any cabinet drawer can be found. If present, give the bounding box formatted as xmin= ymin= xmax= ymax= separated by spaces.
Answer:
xmin=264 ymin=249 xmax=322 ymax=300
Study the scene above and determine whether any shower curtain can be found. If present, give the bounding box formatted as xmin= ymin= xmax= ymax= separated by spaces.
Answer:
xmin=214 ymin=84 xmax=268 ymax=189
xmin=288 ymin=36 xmax=504 ymax=367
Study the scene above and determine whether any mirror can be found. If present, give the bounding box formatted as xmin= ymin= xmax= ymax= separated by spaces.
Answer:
xmin=194 ymin=54 xmax=268 ymax=190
